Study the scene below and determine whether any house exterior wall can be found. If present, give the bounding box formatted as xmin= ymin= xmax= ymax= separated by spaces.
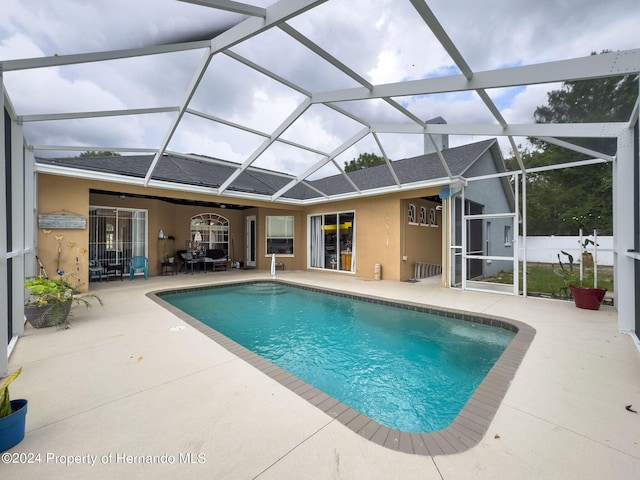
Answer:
xmin=37 ymin=174 xmax=292 ymax=291
xmin=304 ymin=195 xmax=403 ymax=280
xmin=37 ymin=173 xmax=445 ymax=286
xmin=36 ymin=175 xmax=91 ymax=290
xmin=402 ymin=197 xmax=443 ymax=280
xmin=304 ymin=188 xmax=441 ymax=281
xmin=463 ymin=149 xmax=515 ymax=278
xmin=255 ymin=207 xmax=306 ymax=271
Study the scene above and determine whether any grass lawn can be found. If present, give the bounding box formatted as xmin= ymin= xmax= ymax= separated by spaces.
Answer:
xmin=482 ymin=262 xmax=614 ymax=299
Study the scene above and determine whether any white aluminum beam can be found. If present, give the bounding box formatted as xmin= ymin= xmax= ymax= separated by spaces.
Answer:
xmin=148 ymin=0 xmax=327 ymax=189
xmin=427 ymin=133 xmax=453 ymax=179
xmin=30 ymin=145 xmax=158 ymax=153
xmin=0 ymin=70 xmax=8 ymax=376
xmin=409 ymin=0 xmax=473 ymax=79
xmin=312 ymin=49 xmax=640 ymax=104
xmin=279 ymin=24 xmax=429 ymax=130
xmin=271 ymin=157 xmax=332 ymax=200
xmin=223 ymin=50 xmax=311 ymax=96
xmin=279 ymin=24 xmax=373 ymax=89
xmin=508 ymin=136 xmax=526 ymax=171
xmin=534 ymin=136 xmax=616 ymax=162
xmin=409 ymin=0 xmax=509 ymax=129
xmin=20 ymin=107 xmax=180 ymax=123
xmin=627 ymin=99 xmax=639 ymax=129
xmin=208 ymin=0 xmax=328 ymax=55
xmin=178 ymin=0 xmax=267 ymax=17
xmin=370 ymin=122 xmax=627 ymax=138
xmin=373 ymin=132 xmax=401 ymax=188
xmin=0 ymin=42 xmax=212 ymax=72
xmin=185 ymin=107 xmax=330 ymax=157
xmin=144 ymin=48 xmax=214 ymax=185
xmin=464 ymin=157 xmax=610 ymax=182
xmin=218 ymin=98 xmax=312 ymax=193
xmin=271 ymin=127 xmax=369 ymax=200
xmin=185 ymin=108 xmax=269 ymax=138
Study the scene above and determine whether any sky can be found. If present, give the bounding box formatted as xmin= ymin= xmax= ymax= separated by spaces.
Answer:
xmin=1 ymin=0 xmax=639 ymax=179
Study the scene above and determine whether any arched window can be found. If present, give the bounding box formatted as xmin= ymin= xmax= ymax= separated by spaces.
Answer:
xmin=190 ymin=213 xmax=229 ymax=255
xmin=408 ymin=204 xmax=417 ymax=224
xmin=420 ymin=206 xmax=427 ymax=225
xmin=429 ymin=208 xmax=438 ymax=227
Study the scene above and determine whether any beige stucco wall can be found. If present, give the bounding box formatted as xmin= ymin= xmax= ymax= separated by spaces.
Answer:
xmin=37 ymin=174 xmax=290 ymax=291
xmin=304 ymin=187 xmax=441 ymax=281
xmin=37 ymin=173 xmax=445 ymax=288
xmin=36 ymin=175 xmax=91 ymax=292
xmin=255 ymin=207 xmax=306 ymax=271
xmin=400 ymin=197 xmax=443 ymax=280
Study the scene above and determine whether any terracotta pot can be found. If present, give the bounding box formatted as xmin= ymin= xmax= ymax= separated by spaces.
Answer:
xmin=569 ymin=286 xmax=607 ymax=310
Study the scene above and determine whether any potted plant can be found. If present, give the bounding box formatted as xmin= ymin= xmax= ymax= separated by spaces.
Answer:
xmin=24 ymin=275 xmax=102 ymax=328
xmin=0 ymin=367 xmax=27 ymax=452
xmin=554 ymin=250 xmax=607 ymax=310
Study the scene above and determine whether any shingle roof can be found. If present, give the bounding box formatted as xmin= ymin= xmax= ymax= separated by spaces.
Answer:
xmin=36 ymin=139 xmax=498 ymax=201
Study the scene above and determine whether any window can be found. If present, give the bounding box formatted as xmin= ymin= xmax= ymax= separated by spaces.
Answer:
xmin=309 ymin=211 xmax=354 ymax=271
xmin=190 ymin=213 xmax=229 ymax=255
xmin=408 ymin=204 xmax=417 ymax=224
xmin=266 ymin=216 xmax=294 ymax=255
xmin=504 ymin=225 xmax=512 ymax=246
xmin=420 ymin=206 xmax=427 ymax=225
xmin=89 ymin=207 xmax=148 ymax=268
xmin=429 ymin=208 xmax=438 ymax=227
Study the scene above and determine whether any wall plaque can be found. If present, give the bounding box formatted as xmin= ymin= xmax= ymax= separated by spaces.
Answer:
xmin=38 ymin=214 xmax=86 ymax=229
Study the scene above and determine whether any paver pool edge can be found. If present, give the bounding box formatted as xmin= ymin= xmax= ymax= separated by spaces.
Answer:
xmin=148 ymin=279 xmax=535 ymax=456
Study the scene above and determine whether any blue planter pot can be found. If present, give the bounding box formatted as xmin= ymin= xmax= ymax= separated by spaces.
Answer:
xmin=0 ymin=399 xmax=28 ymax=452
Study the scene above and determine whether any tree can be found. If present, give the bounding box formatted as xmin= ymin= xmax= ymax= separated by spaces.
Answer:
xmin=344 ymin=153 xmax=385 ymax=172
xmin=508 ymin=52 xmax=637 ymax=236
xmin=80 ymin=150 xmax=121 ymax=157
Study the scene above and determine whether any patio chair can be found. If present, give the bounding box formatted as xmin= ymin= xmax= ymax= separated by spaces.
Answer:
xmin=177 ymin=250 xmax=199 ymax=274
xmin=129 ymin=256 xmax=148 ymax=280
xmin=204 ymin=249 xmax=230 ymax=272
xmin=88 ymin=260 xmax=104 ymax=282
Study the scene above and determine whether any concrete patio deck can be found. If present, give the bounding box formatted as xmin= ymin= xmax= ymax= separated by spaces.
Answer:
xmin=4 ymin=270 xmax=640 ymax=479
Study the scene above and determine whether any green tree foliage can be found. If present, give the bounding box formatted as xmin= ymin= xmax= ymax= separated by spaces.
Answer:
xmin=508 ymin=52 xmax=637 ymax=236
xmin=344 ymin=152 xmax=385 ymax=172
xmin=80 ymin=150 xmax=121 ymax=157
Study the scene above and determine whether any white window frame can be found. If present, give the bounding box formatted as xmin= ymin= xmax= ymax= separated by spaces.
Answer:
xmin=408 ymin=203 xmax=417 ymax=225
xmin=419 ymin=206 xmax=427 ymax=225
xmin=429 ymin=207 xmax=438 ymax=227
xmin=190 ymin=213 xmax=229 ymax=255
xmin=266 ymin=215 xmax=294 ymax=256
xmin=504 ymin=225 xmax=512 ymax=247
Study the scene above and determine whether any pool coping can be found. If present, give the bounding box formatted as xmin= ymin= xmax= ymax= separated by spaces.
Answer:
xmin=147 ymin=279 xmax=536 ymax=456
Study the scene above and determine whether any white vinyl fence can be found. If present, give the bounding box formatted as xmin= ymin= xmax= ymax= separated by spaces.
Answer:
xmin=519 ymin=235 xmax=614 ymax=266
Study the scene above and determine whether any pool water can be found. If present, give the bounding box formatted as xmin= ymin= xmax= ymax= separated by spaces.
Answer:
xmin=162 ymin=282 xmax=514 ymax=432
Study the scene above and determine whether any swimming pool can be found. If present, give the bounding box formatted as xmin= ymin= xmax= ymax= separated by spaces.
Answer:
xmin=154 ymin=280 xmax=534 ymax=454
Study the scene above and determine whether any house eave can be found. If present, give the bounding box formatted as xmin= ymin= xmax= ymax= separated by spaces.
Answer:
xmin=35 ymin=163 xmax=464 ymax=207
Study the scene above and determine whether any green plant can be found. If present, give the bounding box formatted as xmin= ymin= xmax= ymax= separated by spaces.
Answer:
xmin=554 ymin=238 xmax=601 ymax=291
xmin=0 ymin=367 xmax=21 ymax=419
xmin=554 ymin=250 xmax=581 ymax=288
xmin=24 ymin=275 xmax=102 ymax=327
xmin=24 ymin=276 xmax=76 ymax=307
xmin=24 ymin=275 xmax=102 ymax=308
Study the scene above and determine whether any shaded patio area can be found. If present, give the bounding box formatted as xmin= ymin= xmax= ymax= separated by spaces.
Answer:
xmin=5 ymin=270 xmax=640 ymax=479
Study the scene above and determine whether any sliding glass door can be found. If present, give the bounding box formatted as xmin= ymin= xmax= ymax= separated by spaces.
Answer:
xmin=309 ymin=211 xmax=355 ymax=272
xmin=89 ymin=206 xmax=147 ymax=273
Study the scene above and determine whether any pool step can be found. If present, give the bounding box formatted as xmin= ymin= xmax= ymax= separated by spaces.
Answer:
xmin=242 ymin=283 xmax=289 ymax=295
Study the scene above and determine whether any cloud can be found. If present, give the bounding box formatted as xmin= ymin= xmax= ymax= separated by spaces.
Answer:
xmin=1 ymin=0 xmax=638 ymax=174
